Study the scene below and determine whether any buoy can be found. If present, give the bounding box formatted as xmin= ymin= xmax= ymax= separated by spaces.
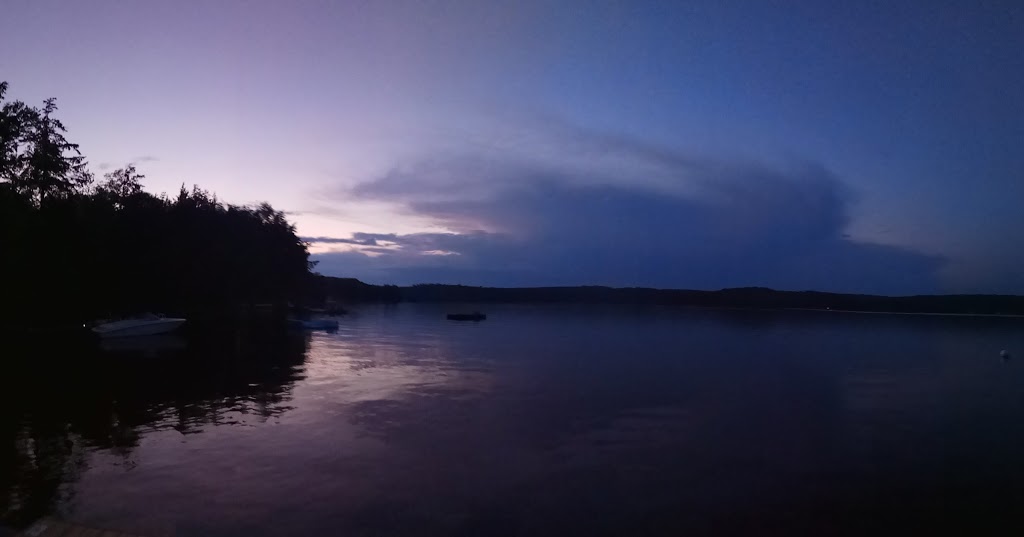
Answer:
xmin=1001 ymin=349 xmax=1010 ymax=359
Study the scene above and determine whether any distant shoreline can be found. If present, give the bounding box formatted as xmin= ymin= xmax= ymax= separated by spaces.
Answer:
xmin=784 ymin=308 xmax=1024 ymax=319
xmin=313 ymin=276 xmax=1024 ymax=317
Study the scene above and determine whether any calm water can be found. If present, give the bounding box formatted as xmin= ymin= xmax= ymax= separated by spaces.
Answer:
xmin=3 ymin=305 xmax=1024 ymax=536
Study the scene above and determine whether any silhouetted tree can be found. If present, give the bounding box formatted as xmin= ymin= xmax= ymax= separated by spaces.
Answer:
xmin=0 ymin=81 xmax=314 ymax=326
xmin=0 ymin=86 xmax=91 ymax=203
xmin=0 ymin=82 xmax=34 ymax=181
xmin=95 ymin=164 xmax=144 ymax=206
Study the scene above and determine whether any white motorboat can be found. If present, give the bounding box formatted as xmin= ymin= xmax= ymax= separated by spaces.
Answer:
xmin=91 ymin=314 xmax=187 ymax=338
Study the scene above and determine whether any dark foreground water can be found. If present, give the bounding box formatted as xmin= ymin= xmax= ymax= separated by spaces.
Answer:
xmin=3 ymin=305 xmax=1024 ymax=536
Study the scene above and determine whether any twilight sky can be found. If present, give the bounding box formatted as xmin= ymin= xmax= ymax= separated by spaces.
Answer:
xmin=2 ymin=0 xmax=1022 ymax=294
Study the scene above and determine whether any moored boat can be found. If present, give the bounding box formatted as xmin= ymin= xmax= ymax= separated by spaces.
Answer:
xmin=91 ymin=314 xmax=187 ymax=338
xmin=287 ymin=318 xmax=340 ymax=330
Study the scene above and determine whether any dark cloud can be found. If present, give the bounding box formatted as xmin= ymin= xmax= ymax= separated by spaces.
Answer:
xmin=289 ymin=205 xmax=355 ymax=220
xmin=311 ymin=133 xmax=943 ymax=295
xmin=303 ymin=233 xmax=399 ymax=246
xmin=96 ymin=157 xmax=158 ymax=173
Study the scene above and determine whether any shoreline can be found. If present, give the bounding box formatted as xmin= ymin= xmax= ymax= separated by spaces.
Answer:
xmin=784 ymin=307 xmax=1024 ymax=319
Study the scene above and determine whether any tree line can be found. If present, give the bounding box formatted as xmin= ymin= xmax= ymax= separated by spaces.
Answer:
xmin=0 ymin=81 xmax=313 ymax=326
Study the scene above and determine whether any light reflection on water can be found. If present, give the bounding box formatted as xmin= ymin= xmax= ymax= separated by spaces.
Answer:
xmin=3 ymin=304 xmax=1024 ymax=536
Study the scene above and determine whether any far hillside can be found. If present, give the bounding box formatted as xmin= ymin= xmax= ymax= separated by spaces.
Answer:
xmin=312 ymin=277 xmax=1024 ymax=316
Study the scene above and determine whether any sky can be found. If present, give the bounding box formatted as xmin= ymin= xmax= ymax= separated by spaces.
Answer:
xmin=2 ymin=0 xmax=1022 ymax=294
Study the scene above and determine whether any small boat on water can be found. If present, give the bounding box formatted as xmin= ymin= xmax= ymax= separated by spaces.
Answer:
xmin=297 ymin=306 xmax=349 ymax=317
xmin=447 ymin=312 xmax=486 ymax=322
xmin=91 ymin=314 xmax=187 ymax=338
xmin=287 ymin=318 xmax=339 ymax=331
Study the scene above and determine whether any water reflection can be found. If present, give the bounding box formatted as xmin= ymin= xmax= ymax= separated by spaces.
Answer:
xmin=98 ymin=334 xmax=187 ymax=355
xmin=3 ymin=306 xmax=1024 ymax=536
xmin=302 ymin=327 xmax=495 ymax=441
xmin=0 ymin=324 xmax=308 ymax=526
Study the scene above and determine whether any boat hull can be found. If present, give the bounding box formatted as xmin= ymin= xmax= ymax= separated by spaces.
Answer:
xmin=287 ymin=318 xmax=339 ymax=330
xmin=92 ymin=319 xmax=187 ymax=338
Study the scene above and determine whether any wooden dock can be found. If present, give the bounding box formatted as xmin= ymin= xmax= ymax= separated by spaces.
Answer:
xmin=16 ymin=518 xmax=153 ymax=537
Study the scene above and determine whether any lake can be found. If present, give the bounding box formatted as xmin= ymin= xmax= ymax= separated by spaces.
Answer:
xmin=3 ymin=304 xmax=1024 ymax=536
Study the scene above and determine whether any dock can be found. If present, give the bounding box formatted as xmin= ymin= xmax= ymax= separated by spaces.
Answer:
xmin=16 ymin=518 xmax=153 ymax=537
